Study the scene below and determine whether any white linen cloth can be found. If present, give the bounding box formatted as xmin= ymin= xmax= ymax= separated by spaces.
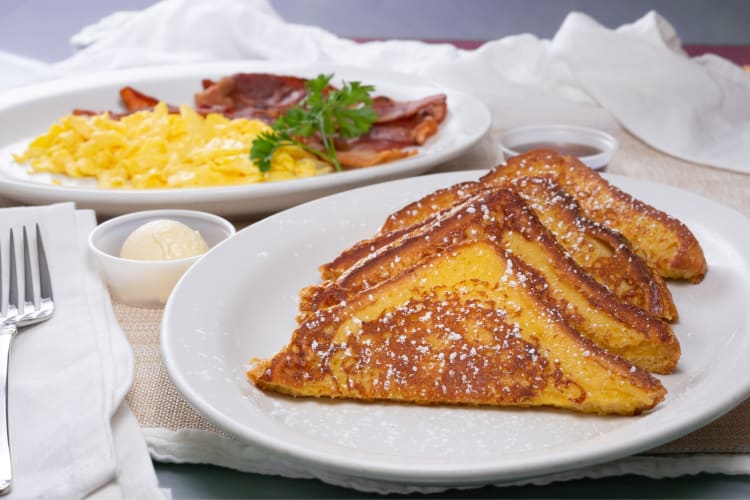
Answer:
xmin=144 ymin=427 xmax=750 ymax=495
xmin=43 ymin=0 xmax=750 ymax=174
xmin=1 ymin=203 xmax=161 ymax=499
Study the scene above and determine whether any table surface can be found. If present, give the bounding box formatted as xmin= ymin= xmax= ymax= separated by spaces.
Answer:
xmin=154 ymin=464 xmax=750 ymax=498
xmin=3 ymin=22 xmax=750 ymax=498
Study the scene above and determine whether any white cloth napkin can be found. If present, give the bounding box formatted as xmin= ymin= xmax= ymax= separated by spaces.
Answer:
xmin=43 ymin=0 xmax=750 ymax=174
xmin=1 ymin=203 xmax=161 ymax=499
xmin=551 ymin=12 xmax=750 ymax=174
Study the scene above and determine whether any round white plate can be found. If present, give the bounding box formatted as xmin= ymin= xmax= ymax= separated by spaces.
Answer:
xmin=0 ymin=61 xmax=490 ymax=217
xmin=162 ymin=171 xmax=750 ymax=486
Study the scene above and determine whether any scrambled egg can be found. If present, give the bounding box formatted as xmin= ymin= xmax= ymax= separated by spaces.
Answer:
xmin=13 ymin=102 xmax=331 ymax=188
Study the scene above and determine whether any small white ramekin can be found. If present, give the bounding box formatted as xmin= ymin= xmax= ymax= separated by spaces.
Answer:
xmin=88 ymin=209 xmax=236 ymax=307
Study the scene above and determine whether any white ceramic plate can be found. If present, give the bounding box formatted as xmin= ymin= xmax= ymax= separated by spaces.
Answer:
xmin=0 ymin=62 xmax=490 ymax=217
xmin=162 ymin=171 xmax=750 ymax=486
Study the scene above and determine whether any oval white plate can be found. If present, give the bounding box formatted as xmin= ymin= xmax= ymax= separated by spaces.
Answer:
xmin=0 ymin=61 xmax=490 ymax=217
xmin=162 ymin=171 xmax=750 ymax=486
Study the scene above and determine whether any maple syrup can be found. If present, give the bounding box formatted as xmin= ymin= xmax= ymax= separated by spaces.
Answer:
xmin=510 ymin=142 xmax=603 ymax=157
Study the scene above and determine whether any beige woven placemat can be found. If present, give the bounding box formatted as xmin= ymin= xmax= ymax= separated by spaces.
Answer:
xmin=120 ymin=130 xmax=750 ymax=456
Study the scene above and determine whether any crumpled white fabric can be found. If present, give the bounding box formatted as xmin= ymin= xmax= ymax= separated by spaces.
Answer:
xmin=551 ymin=12 xmax=750 ymax=174
xmin=1 ymin=203 xmax=161 ymax=499
xmin=47 ymin=0 xmax=750 ymax=174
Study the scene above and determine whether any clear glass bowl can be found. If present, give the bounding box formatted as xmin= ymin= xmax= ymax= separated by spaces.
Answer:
xmin=498 ymin=124 xmax=619 ymax=170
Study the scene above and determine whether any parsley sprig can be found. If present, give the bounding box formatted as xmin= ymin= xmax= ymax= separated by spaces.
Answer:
xmin=250 ymin=74 xmax=378 ymax=172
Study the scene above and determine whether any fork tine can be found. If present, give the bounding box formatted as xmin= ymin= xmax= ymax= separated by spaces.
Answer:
xmin=22 ymin=227 xmax=34 ymax=309
xmin=35 ymin=225 xmax=53 ymax=301
xmin=7 ymin=230 xmax=16 ymax=315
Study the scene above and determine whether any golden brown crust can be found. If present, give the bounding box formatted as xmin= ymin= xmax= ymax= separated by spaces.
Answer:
xmin=320 ymin=182 xmax=482 ymax=281
xmin=481 ymin=149 xmax=707 ymax=282
xmin=250 ymin=240 xmax=666 ymax=415
xmin=345 ymin=173 xmax=679 ymax=322
xmin=379 ymin=181 xmax=482 ymax=235
xmin=506 ymin=176 xmax=678 ymax=322
xmin=320 ymin=221 xmax=423 ymax=281
xmin=300 ymin=187 xmax=680 ymax=374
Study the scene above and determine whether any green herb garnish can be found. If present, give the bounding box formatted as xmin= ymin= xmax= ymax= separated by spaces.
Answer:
xmin=250 ymin=73 xmax=378 ymax=172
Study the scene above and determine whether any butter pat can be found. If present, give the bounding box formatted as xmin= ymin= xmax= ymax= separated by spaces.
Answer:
xmin=120 ymin=219 xmax=209 ymax=260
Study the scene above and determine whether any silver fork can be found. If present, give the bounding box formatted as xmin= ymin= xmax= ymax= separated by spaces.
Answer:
xmin=0 ymin=225 xmax=54 ymax=495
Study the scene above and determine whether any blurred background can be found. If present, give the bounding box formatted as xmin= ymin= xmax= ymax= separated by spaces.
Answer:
xmin=2 ymin=0 xmax=750 ymax=63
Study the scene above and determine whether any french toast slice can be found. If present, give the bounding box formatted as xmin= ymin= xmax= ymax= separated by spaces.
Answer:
xmin=250 ymin=239 xmax=667 ymax=415
xmin=319 ymin=224 xmax=414 ymax=282
xmin=329 ymin=176 xmax=678 ymax=322
xmin=302 ymin=188 xmax=680 ymax=374
xmin=317 ymin=183 xmax=482 ymax=282
xmin=481 ymin=149 xmax=707 ymax=282
xmin=378 ymin=180 xmax=481 ymax=235
xmin=508 ymin=176 xmax=678 ymax=322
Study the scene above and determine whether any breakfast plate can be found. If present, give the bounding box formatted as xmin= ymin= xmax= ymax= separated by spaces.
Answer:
xmin=0 ymin=61 xmax=490 ymax=217
xmin=162 ymin=170 xmax=750 ymax=486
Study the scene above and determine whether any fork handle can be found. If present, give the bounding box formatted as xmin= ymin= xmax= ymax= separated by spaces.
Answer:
xmin=0 ymin=325 xmax=14 ymax=495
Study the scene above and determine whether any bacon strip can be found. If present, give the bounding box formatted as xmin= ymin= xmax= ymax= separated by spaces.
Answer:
xmin=336 ymin=147 xmax=416 ymax=168
xmin=371 ymin=94 xmax=447 ymax=124
xmin=366 ymin=114 xmax=441 ymax=146
xmin=194 ymin=73 xmax=311 ymax=120
xmin=74 ymin=86 xmax=177 ymax=118
xmin=120 ymin=86 xmax=160 ymax=112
